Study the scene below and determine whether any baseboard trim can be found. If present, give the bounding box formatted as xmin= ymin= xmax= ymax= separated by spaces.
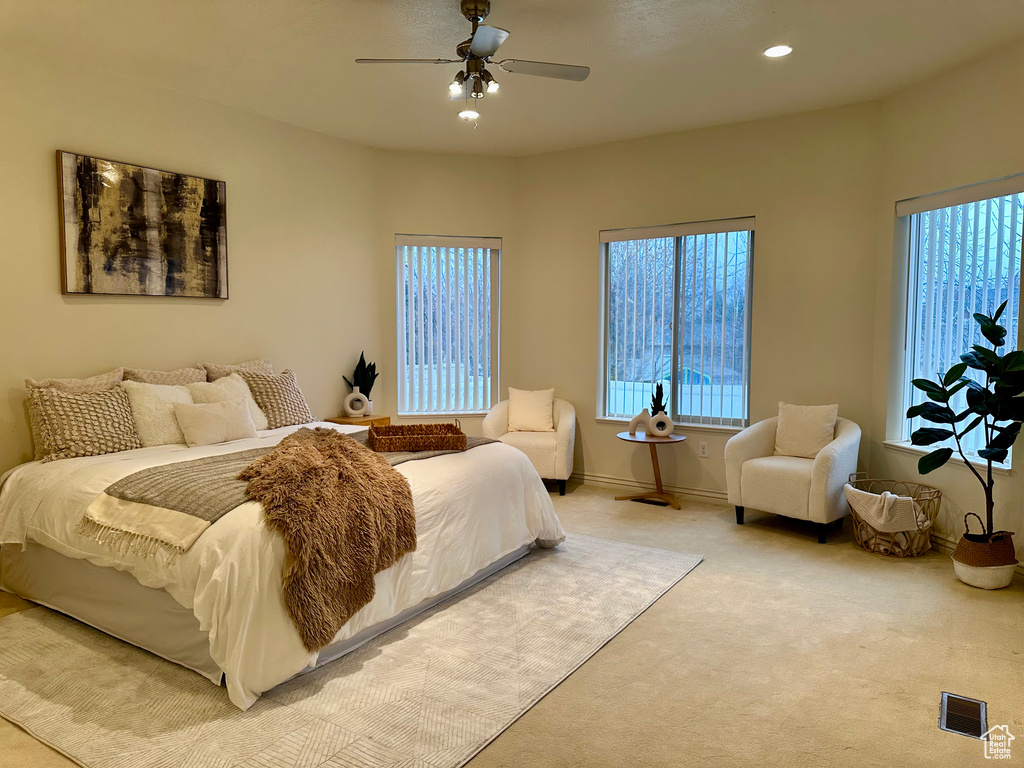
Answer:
xmin=569 ymin=471 xmax=728 ymax=504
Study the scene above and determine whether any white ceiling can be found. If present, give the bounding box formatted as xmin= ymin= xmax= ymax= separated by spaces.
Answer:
xmin=4 ymin=0 xmax=1024 ymax=156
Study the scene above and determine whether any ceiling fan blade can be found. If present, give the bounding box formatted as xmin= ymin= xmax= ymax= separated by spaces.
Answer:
xmin=355 ymin=58 xmax=461 ymax=64
xmin=470 ymin=25 xmax=510 ymax=57
xmin=496 ymin=59 xmax=590 ymax=81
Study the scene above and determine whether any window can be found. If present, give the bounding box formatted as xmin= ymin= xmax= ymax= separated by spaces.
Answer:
xmin=396 ymin=235 xmax=500 ymax=415
xmin=899 ymin=178 xmax=1024 ymax=460
xmin=600 ymin=218 xmax=754 ymax=427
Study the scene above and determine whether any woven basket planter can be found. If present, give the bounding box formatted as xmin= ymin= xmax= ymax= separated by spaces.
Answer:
xmin=846 ymin=474 xmax=941 ymax=558
xmin=369 ymin=422 xmax=466 ymax=452
xmin=952 ymin=514 xmax=1017 ymax=567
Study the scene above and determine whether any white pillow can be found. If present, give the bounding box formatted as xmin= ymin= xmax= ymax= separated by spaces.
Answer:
xmin=508 ymin=387 xmax=555 ymax=432
xmin=173 ymin=399 xmax=257 ymax=447
xmin=187 ymin=373 xmax=269 ymax=430
xmin=774 ymin=402 xmax=839 ymax=458
xmin=118 ymin=381 xmax=193 ymax=447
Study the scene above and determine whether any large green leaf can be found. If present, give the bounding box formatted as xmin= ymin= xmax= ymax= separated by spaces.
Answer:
xmin=943 ymin=362 xmax=969 ymax=385
xmin=910 ymin=427 xmax=953 ymax=446
xmin=993 ymin=299 xmax=1008 ymax=322
xmin=961 ymin=350 xmax=999 ymax=374
xmin=989 ymin=425 xmax=1021 ymax=450
xmin=911 ymin=401 xmax=956 ymax=423
xmin=957 ymin=415 xmax=984 ymax=438
xmin=918 ymin=447 xmax=953 ymax=474
xmin=1003 ymin=351 xmax=1024 ymax=372
xmin=911 ymin=379 xmax=947 ymax=402
xmin=979 ymin=447 xmax=1009 ymax=463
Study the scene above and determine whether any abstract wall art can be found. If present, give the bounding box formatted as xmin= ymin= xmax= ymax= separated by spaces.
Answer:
xmin=58 ymin=151 xmax=228 ymax=298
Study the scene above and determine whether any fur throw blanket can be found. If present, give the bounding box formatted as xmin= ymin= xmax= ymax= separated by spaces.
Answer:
xmin=239 ymin=427 xmax=416 ymax=651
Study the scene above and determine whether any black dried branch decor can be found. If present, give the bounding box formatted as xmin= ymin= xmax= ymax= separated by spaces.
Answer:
xmin=905 ymin=300 xmax=1021 ymax=575
xmin=343 ymin=352 xmax=379 ymax=399
xmin=650 ymin=382 xmax=667 ymax=415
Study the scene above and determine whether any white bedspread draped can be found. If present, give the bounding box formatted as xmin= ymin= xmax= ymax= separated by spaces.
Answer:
xmin=0 ymin=423 xmax=564 ymax=709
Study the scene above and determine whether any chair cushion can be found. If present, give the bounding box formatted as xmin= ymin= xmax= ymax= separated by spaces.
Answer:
xmin=508 ymin=387 xmax=555 ymax=432
xmin=741 ymin=455 xmax=814 ymax=520
xmin=774 ymin=402 xmax=838 ymax=458
xmin=499 ymin=431 xmax=557 ymax=478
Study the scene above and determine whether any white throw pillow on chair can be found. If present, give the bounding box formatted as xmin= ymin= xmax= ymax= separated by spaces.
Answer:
xmin=774 ymin=402 xmax=838 ymax=458
xmin=507 ymin=388 xmax=555 ymax=432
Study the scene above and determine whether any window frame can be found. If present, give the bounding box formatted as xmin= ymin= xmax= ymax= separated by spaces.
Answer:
xmin=597 ymin=217 xmax=755 ymax=430
xmin=891 ymin=174 xmax=1024 ymax=471
xmin=395 ymin=234 xmax=501 ymax=417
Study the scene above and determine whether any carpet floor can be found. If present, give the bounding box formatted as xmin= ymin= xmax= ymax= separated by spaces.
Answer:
xmin=0 ymin=533 xmax=700 ymax=768
xmin=1 ymin=483 xmax=1022 ymax=767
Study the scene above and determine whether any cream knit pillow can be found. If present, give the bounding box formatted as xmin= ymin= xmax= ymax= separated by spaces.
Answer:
xmin=507 ymin=388 xmax=555 ymax=432
xmin=173 ymin=399 xmax=257 ymax=447
xmin=774 ymin=402 xmax=839 ymax=459
xmin=187 ymin=373 xmax=269 ymax=431
xmin=124 ymin=366 xmax=206 ymax=385
xmin=201 ymin=359 xmax=273 ymax=382
xmin=119 ymin=381 xmax=193 ymax=447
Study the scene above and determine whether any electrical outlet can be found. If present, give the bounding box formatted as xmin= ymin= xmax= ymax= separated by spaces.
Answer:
xmin=698 ymin=441 xmax=710 ymax=458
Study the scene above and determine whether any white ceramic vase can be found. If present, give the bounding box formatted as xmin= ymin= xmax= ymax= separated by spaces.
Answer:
xmin=627 ymin=409 xmax=650 ymax=436
xmin=647 ymin=411 xmax=675 ymax=437
xmin=344 ymin=386 xmax=369 ymax=417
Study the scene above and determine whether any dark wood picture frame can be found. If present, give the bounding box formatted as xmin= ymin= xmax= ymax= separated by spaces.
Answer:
xmin=57 ymin=150 xmax=228 ymax=299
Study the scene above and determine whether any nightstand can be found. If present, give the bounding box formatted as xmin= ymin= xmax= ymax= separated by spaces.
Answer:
xmin=325 ymin=415 xmax=391 ymax=428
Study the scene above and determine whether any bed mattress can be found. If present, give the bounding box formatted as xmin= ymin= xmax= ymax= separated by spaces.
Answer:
xmin=0 ymin=423 xmax=564 ymax=709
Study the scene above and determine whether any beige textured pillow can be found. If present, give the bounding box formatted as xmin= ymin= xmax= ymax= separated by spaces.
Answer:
xmin=27 ymin=387 xmax=142 ymax=462
xmin=201 ymin=359 xmax=273 ymax=382
xmin=124 ymin=366 xmax=206 ymax=385
xmin=507 ymin=387 xmax=555 ymax=432
xmin=188 ymin=373 xmax=269 ymax=431
xmin=119 ymin=381 xmax=193 ymax=447
xmin=239 ymin=369 xmax=314 ymax=429
xmin=774 ymin=402 xmax=839 ymax=458
xmin=25 ymin=368 xmax=125 ymax=460
xmin=173 ymin=399 xmax=257 ymax=447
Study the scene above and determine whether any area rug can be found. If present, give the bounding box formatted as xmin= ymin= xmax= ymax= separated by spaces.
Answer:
xmin=0 ymin=534 xmax=702 ymax=768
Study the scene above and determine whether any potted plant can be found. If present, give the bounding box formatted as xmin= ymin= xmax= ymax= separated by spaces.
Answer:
xmin=343 ymin=352 xmax=379 ymax=415
xmin=907 ymin=300 xmax=1021 ymax=589
xmin=647 ymin=383 xmax=675 ymax=437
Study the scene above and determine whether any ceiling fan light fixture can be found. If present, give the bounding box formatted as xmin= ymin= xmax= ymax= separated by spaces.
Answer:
xmin=482 ymin=69 xmax=499 ymax=93
xmin=458 ymin=108 xmax=480 ymax=120
xmin=763 ymin=44 xmax=793 ymax=58
xmin=449 ymin=70 xmax=466 ymax=94
xmin=471 ymin=77 xmax=486 ymax=99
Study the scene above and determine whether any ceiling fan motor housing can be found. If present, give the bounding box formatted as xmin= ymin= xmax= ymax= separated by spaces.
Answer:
xmin=461 ymin=1 xmax=490 ymax=22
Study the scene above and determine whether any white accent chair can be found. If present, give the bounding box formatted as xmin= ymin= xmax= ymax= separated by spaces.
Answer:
xmin=724 ymin=417 xmax=861 ymax=543
xmin=482 ymin=399 xmax=576 ymax=495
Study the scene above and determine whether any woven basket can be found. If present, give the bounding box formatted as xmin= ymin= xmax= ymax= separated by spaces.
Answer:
xmin=952 ymin=513 xmax=1017 ymax=566
xmin=846 ymin=473 xmax=941 ymax=557
xmin=368 ymin=421 xmax=466 ymax=453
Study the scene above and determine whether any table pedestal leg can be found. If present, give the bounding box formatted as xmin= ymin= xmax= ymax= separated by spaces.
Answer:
xmin=615 ymin=442 xmax=681 ymax=510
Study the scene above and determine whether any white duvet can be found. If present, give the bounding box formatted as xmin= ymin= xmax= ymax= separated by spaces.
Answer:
xmin=0 ymin=423 xmax=564 ymax=709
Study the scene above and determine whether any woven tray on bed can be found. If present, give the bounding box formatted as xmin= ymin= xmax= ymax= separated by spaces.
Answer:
xmin=368 ymin=422 xmax=467 ymax=452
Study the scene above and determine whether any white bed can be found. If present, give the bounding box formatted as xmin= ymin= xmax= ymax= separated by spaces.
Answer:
xmin=0 ymin=422 xmax=565 ymax=710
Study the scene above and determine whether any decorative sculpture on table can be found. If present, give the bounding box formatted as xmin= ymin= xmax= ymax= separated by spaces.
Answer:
xmin=647 ymin=383 xmax=675 ymax=437
xmin=627 ymin=408 xmax=650 ymax=436
xmin=343 ymin=352 xmax=379 ymax=416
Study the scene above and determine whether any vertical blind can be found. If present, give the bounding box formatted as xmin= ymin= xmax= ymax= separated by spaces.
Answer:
xmin=602 ymin=219 xmax=754 ymax=427
xmin=903 ymin=191 xmax=1024 ymax=458
xmin=396 ymin=235 xmax=500 ymax=414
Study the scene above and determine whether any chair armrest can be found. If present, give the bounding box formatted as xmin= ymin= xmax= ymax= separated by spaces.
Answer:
xmin=724 ymin=418 xmax=778 ymax=506
xmin=809 ymin=418 xmax=862 ymax=523
xmin=552 ymin=399 xmax=576 ymax=480
xmin=482 ymin=400 xmax=510 ymax=439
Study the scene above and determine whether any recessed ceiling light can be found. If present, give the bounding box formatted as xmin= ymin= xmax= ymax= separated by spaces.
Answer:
xmin=763 ymin=45 xmax=793 ymax=58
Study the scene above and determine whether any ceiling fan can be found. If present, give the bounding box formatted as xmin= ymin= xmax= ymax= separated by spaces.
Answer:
xmin=356 ymin=0 xmax=590 ymax=121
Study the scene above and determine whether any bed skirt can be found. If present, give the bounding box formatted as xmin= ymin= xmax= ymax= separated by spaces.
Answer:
xmin=0 ymin=542 xmax=531 ymax=690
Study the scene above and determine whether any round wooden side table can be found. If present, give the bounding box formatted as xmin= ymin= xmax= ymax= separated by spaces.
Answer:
xmin=615 ymin=431 xmax=687 ymax=510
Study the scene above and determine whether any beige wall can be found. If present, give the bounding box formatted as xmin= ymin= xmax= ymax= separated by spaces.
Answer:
xmin=0 ymin=45 xmax=378 ymax=472
xmin=508 ymin=105 xmax=882 ymax=497
xmin=7 ymin=35 xmax=1024 ymax=549
xmin=871 ymin=40 xmax=1024 ymax=544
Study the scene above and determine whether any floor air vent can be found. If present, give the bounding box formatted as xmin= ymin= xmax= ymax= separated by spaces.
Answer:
xmin=939 ymin=692 xmax=987 ymax=739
